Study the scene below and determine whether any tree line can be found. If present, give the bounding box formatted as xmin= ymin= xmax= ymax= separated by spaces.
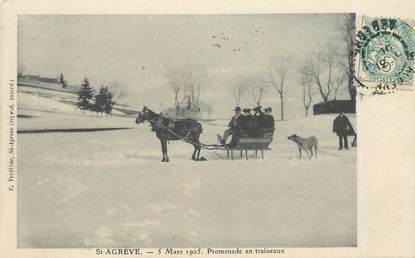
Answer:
xmin=165 ymin=14 xmax=356 ymax=121
xmin=166 ymin=65 xmax=209 ymax=116
xmin=76 ymin=78 xmax=115 ymax=116
xmin=230 ymin=14 xmax=356 ymax=120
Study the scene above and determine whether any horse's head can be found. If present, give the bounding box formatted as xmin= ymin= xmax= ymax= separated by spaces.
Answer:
xmin=136 ymin=106 xmax=151 ymax=124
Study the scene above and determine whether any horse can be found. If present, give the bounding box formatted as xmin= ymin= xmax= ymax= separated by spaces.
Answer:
xmin=135 ymin=106 xmax=203 ymax=162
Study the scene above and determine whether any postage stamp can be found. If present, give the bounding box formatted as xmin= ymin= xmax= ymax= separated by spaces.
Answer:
xmin=355 ymin=16 xmax=415 ymax=91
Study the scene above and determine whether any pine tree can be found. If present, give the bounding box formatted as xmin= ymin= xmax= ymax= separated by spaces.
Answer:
xmin=94 ymin=86 xmax=107 ymax=116
xmin=77 ymin=78 xmax=94 ymax=113
xmin=104 ymin=86 xmax=114 ymax=116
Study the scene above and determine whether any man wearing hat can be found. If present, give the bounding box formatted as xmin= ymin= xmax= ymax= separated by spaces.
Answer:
xmin=333 ymin=112 xmax=353 ymax=150
xmin=240 ymin=108 xmax=252 ymax=130
xmin=264 ymin=107 xmax=275 ymax=130
xmin=220 ymin=106 xmax=243 ymax=145
xmin=252 ymin=106 xmax=266 ymax=136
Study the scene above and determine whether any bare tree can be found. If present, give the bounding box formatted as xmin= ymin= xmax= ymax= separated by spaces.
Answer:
xmin=250 ymin=76 xmax=267 ymax=107
xmin=231 ymin=82 xmax=246 ymax=106
xmin=108 ymin=82 xmax=125 ymax=104
xmin=298 ymin=67 xmax=314 ymax=117
xmin=194 ymin=78 xmax=202 ymax=108
xmin=302 ymin=43 xmax=337 ymax=103
xmin=333 ymin=74 xmax=346 ymax=100
xmin=261 ymin=55 xmax=290 ymax=120
xmin=187 ymin=71 xmax=197 ymax=108
xmin=166 ymin=64 xmax=209 ymax=117
xmin=187 ymin=69 xmax=208 ymax=109
xmin=166 ymin=67 xmax=189 ymax=115
xmin=114 ymin=88 xmax=125 ymax=103
xmin=338 ymin=13 xmax=357 ymax=102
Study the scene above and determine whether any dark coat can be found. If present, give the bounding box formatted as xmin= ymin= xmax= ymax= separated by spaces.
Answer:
xmin=264 ymin=114 xmax=275 ymax=129
xmin=254 ymin=109 xmax=266 ymax=130
xmin=333 ymin=114 xmax=353 ymax=136
xmin=228 ymin=114 xmax=243 ymax=129
xmin=239 ymin=114 xmax=253 ymax=129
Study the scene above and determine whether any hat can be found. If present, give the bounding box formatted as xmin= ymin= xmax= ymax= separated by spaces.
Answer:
xmin=233 ymin=106 xmax=241 ymax=112
xmin=252 ymin=106 xmax=262 ymax=112
xmin=264 ymin=107 xmax=272 ymax=112
xmin=242 ymin=108 xmax=251 ymax=113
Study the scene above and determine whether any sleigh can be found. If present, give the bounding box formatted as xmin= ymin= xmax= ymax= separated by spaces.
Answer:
xmin=224 ymin=129 xmax=275 ymax=160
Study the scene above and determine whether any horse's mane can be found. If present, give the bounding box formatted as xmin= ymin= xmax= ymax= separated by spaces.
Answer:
xmin=146 ymin=109 xmax=159 ymax=117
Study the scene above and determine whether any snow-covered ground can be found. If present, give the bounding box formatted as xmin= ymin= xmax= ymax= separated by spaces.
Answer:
xmin=17 ymin=94 xmax=356 ymax=248
xmin=18 ymin=89 xmax=129 ymax=117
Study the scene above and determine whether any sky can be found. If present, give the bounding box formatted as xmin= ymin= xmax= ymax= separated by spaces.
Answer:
xmin=18 ymin=14 xmax=352 ymax=119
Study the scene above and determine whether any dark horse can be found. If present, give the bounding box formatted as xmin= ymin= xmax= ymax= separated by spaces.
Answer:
xmin=135 ymin=106 xmax=203 ymax=162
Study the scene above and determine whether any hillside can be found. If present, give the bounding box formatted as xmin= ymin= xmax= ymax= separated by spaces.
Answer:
xmin=17 ymin=84 xmax=137 ymax=117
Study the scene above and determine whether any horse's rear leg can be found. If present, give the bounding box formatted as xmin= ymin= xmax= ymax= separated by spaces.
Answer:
xmin=196 ymin=146 xmax=201 ymax=160
xmin=191 ymin=134 xmax=201 ymax=161
xmin=161 ymin=140 xmax=169 ymax=162
xmin=195 ymin=135 xmax=201 ymax=160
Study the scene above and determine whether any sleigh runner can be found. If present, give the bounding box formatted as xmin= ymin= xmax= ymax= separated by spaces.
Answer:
xmin=218 ymin=129 xmax=275 ymax=160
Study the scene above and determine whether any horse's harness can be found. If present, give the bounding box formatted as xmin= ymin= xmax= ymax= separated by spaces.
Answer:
xmin=146 ymin=112 xmax=225 ymax=150
xmin=147 ymin=113 xmax=184 ymax=142
xmin=152 ymin=113 xmax=196 ymax=132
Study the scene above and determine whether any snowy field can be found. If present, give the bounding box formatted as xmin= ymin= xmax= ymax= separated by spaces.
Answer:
xmin=17 ymin=92 xmax=356 ymax=248
xmin=18 ymin=89 xmax=128 ymax=117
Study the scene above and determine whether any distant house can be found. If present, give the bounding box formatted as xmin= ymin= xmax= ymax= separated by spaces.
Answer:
xmin=164 ymin=96 xmax=212 ymax=120
xmin=18 ymin=74 xmax=59 ymax=84
xmin=17 ymin=73 xmax=79 ymax=94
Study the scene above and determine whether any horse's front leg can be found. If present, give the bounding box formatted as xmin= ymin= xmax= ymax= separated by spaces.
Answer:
xmin=164 ymin=141 xmax=170 ymax=162
xmin=160 ymin=139 xmax=169 ymax=162
xmin=160 ymin=140 xmax=165 ymax=161
xmin=164 ymin=140 xmax=169 ymax=162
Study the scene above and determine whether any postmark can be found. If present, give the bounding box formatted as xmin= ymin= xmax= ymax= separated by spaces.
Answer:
xmin=355 ymin=16 xmax=415 ymax=91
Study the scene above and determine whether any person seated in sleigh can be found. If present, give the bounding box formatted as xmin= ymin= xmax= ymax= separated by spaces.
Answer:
xmin=239 ymin=108 xmax=254 ymax=136
xmin=218 ymin=106 xmax=244 ymax=147
xmin=263 ymin=107 xmax=275 ymax=132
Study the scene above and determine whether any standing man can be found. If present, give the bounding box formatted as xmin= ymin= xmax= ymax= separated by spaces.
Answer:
xmin=220 ymin=106 xmax=243 ymax=145
xmin=333 ymin=112 xmax=353 ymax=150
